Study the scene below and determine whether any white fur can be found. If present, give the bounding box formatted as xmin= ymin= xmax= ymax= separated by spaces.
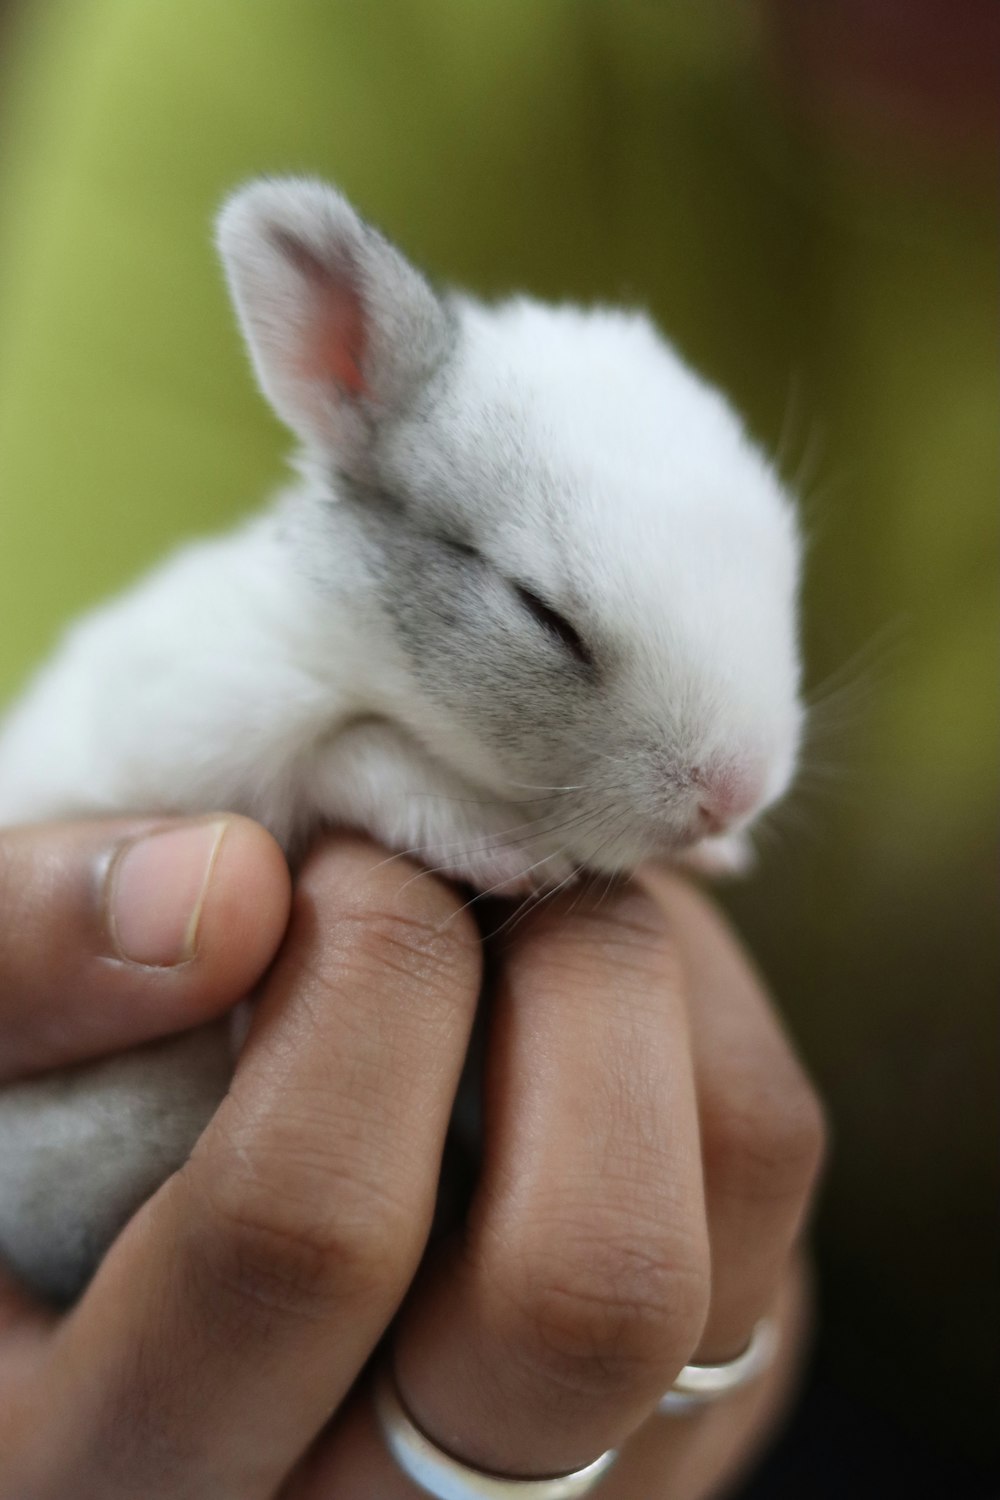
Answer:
xmin=0 ymin=178 xmax=803 ymax=1298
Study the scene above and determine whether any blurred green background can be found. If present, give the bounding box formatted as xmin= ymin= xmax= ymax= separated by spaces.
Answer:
xmin=0 ymin=1 xmax=996 ymax=1488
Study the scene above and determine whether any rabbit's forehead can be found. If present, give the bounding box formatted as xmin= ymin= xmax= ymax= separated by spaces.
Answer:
xmin=379 ymin=308 xmax=798 ymax=616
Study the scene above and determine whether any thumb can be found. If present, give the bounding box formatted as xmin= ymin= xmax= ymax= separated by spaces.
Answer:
xmin=0 ymin=815 xmax=291 ymax=1082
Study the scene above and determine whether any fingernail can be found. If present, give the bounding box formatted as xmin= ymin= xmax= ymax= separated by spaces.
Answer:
xmin=107 ymin=820 xmax=229 ymax=967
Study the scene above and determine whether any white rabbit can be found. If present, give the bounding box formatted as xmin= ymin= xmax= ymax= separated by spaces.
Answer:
xmin=0 ymin=178 xmax=803 ymax=1299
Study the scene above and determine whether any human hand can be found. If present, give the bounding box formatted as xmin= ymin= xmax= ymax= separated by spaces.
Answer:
xmin=0 ymin=821 xmax=480 ymax=1497
xmin=289 ymin=865 xmax=825 ymax=1499
xmin=0 ymin=823 xmax=824 ymax=1499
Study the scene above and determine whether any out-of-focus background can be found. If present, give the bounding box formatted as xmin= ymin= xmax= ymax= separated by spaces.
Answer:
xmin=0 ymin=3 xmax=995 ymax=1492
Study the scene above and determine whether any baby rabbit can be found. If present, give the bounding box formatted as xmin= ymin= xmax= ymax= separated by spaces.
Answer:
xmin=0 ymin=178 xmax=803 ymax=1299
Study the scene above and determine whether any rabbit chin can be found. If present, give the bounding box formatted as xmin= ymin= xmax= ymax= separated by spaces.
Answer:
xmin=414 ymin=822 xmax=754 ymax=900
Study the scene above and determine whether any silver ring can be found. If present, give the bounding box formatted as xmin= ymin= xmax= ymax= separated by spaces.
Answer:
xmin=374 ymin=1363 xmax=618 ymax=1499
xmin=658 ymin=1317 xmax=778 ymax=1414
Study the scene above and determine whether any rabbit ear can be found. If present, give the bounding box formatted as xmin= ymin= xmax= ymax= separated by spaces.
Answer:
xmin=217 ymin=178 xmax=450 ymax=465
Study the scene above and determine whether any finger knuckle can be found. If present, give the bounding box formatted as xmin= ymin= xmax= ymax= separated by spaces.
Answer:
xmin=498 ymin=1225 xmax=709 ymax=1399
xmin=518 ymin=890 xmax=679 ymax=999
xmin=189 ymin=1160 xmax=418 ymax=1326
xmin=703 ymin=1066 xmax=828 ymax=1207
xmin=330 ymin=878 xmax=480 ymax=1003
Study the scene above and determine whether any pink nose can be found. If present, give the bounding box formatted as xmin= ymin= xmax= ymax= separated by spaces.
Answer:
xmin=692 ymin=764 xmax=763 ymax=835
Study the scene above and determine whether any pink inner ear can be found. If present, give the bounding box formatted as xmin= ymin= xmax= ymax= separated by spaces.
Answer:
xmin=270 ymin=228 xmax=369 ymax=398
xmin=312 ymin=278 xmax=367 ymax=396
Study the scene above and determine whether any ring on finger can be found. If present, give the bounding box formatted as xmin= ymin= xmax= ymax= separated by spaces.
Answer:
xmin=658 ymin=1316 xmax=779 ymax=1415
xmin=374 ymin=1363 xmax=618 ymax=1498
